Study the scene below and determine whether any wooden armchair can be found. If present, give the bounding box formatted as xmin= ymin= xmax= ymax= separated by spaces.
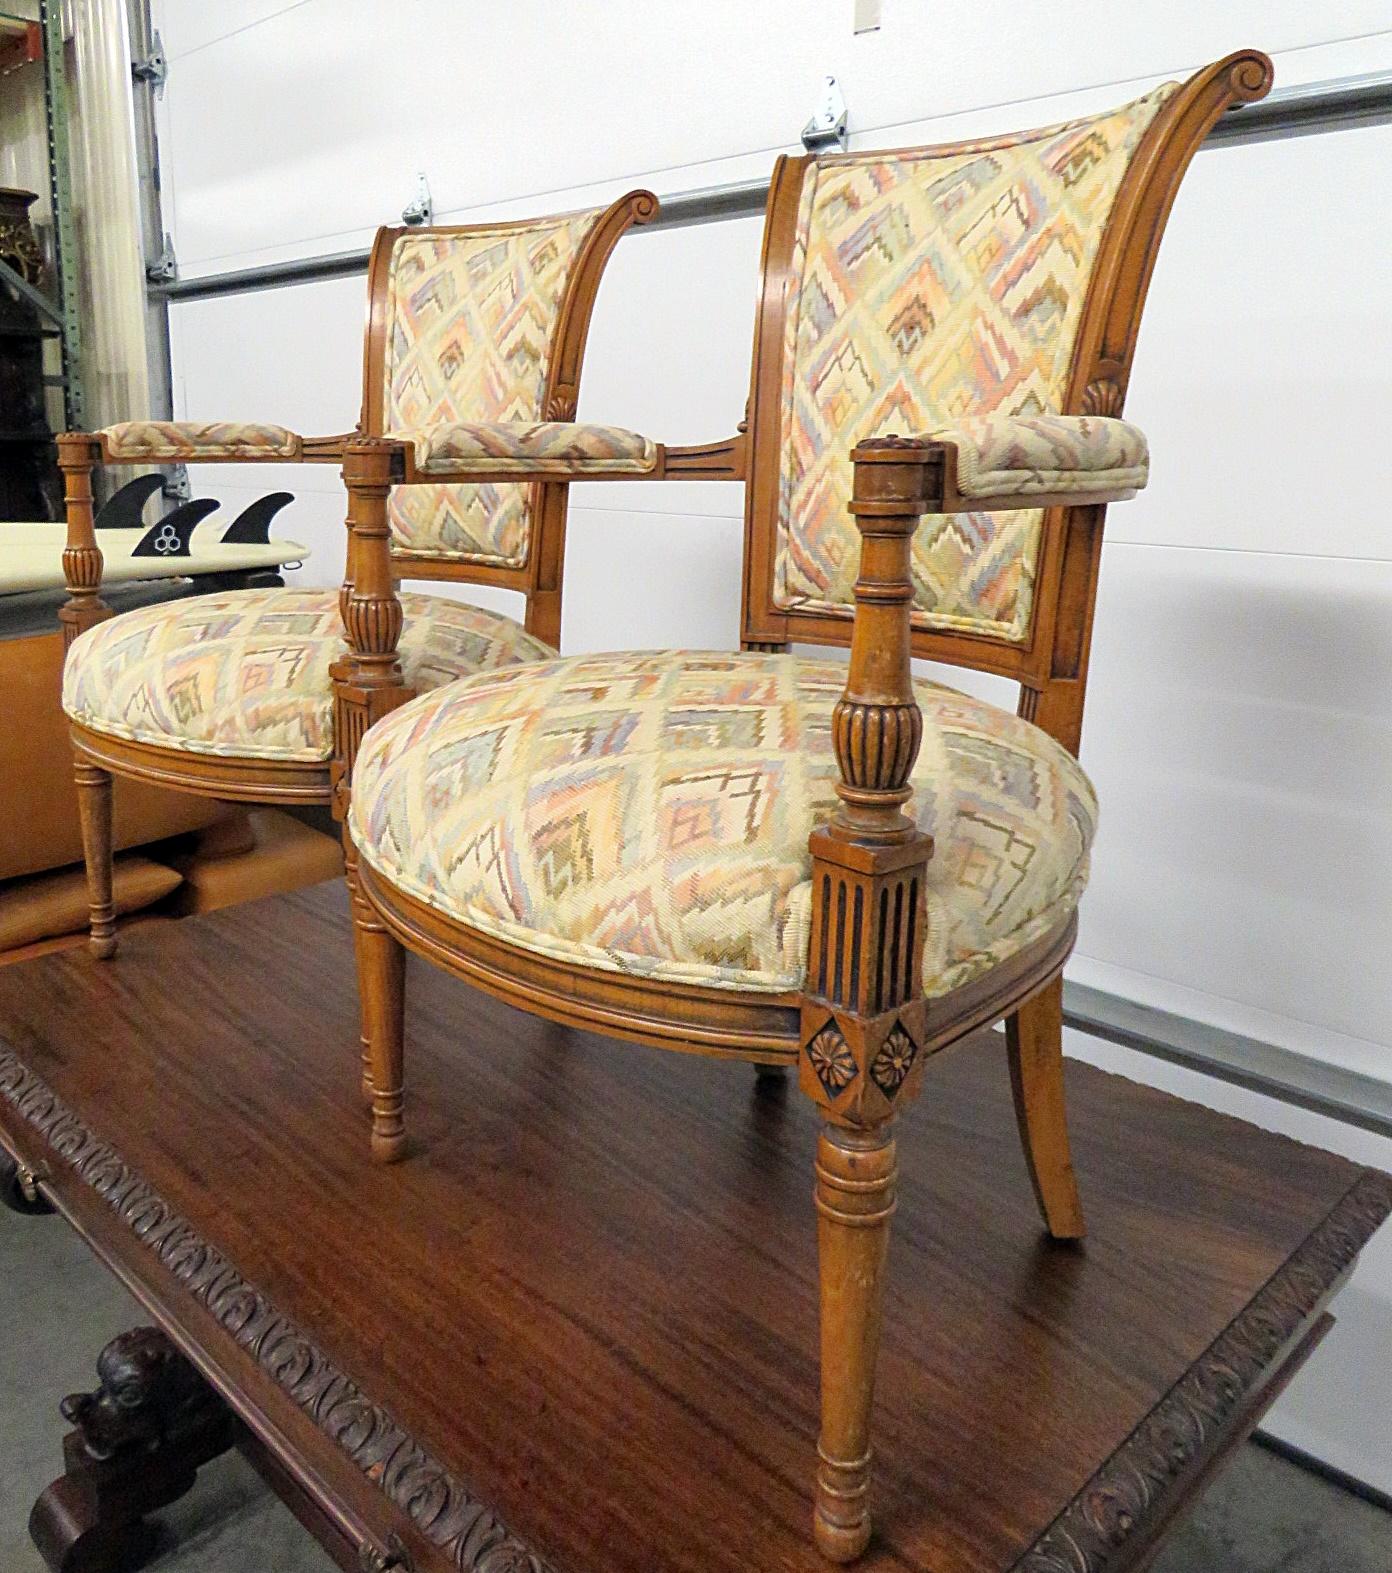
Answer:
xmin=57 ymin=192 xmax=656 ymax=1016
xmin=342 ymin=54 xmax=1271 ymax=1562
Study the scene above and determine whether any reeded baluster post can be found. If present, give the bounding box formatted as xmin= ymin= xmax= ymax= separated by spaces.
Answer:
xmin=801 ymin=437 xmax=937 ymax=1562
xmin=329 ymin=437 xmax=413 ymax=818
xmin=330 ymin=438 xmax=413 ymax=1154
xmin=57 ymin=433 xmax=109 ymax=649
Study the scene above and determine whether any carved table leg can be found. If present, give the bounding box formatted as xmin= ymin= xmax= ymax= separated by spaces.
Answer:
xmin=28 ymin=1326 xmax=235 ymax=1573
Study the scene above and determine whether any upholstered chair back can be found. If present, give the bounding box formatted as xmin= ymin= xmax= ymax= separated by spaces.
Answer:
xmin=762 ymin=84 xmax=1177 ymax=647
xmin=364 ymin=205 xmax=621 ymax=572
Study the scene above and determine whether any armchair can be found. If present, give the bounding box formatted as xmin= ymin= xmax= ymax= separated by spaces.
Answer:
xmin=57 ymin=192 xmax=656 ymax=1026
xmin=343 ymin=53 xmax=1270 ymax=1563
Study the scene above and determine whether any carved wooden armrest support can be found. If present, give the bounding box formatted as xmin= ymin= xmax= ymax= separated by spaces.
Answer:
xmin=659 ymin=433 xmax=748 ymax=481
xmin=330 ymin=439 xmax=414 ymax=821
xmin=56 ymin=433 xmax=109 ymax=646
xmin=801 ymin=439 xmax=941 ymax=1132
xmin=54 ymin=425 xmax=350 ymax=648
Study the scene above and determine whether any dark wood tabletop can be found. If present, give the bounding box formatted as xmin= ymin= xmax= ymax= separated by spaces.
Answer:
xmin=0 ymin=883 xmax=1387 ymax=1573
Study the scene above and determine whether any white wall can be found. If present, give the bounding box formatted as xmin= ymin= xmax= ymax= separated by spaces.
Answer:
xmin=150 ymin=0 xmax=1392 ymax=1489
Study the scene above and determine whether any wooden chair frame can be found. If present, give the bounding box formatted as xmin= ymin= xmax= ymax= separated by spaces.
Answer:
xmin=58 ymin=191 xmax=656 ymax=996
xmin=345 ymin=53 xmax=1271 ymax=1562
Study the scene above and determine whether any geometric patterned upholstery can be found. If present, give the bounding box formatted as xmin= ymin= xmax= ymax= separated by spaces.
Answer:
xmin=391 ymin=419 xmax=657 ymax=477
xmin=381 ymin=210 xmax=606 ymax=567
xmin=773 ymin=84 xmax=1176 ymax=643
xmin=102 ymin=420 xmax=301 ymax=461
xmin=349 ymin=650 xmax=1096 ymax=1000
xmin=63 ymin=587 xmax=555 ymax=765
xmin=930 ymin=413 xmax=1147 ymax=498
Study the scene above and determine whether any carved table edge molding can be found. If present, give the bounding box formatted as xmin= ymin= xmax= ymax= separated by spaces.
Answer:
xmin=0 ymin=1045 xmax=561 ymax=1573
xmin=1011 ymin=1168 xmax=1392 ymax=1573
xmin=4 ymin=1037 xmax=1390 ymax=1573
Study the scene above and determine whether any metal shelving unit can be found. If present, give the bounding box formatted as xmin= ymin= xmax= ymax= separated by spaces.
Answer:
xmin=0 ymin=0 xmax=83 ymax=429
xmin=38 ymin=0 xmax=81 ymax=428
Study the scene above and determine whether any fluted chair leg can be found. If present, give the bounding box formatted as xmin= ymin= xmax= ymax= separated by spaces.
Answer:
xmin=813 ymin=1119 xmax=897 ymax=1563
xmin=349 ymin=867 xmax=407 ymax=1164
xmin=342 ymin=837 xmax=376 ymax=1109
xmin=74 ymin=757 xmax=117 ymax=959
xmin=1005 ymin=976 xmax=1085 ymax=1240
xmin=363 ymin=926 xmax=406 ymax=1165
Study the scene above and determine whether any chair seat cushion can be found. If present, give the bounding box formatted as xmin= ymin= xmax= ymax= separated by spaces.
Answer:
xmin=350 ymin=650 xmax=1098 ymax=999
xmin=63 ymin=587 xmax=555 ymax=765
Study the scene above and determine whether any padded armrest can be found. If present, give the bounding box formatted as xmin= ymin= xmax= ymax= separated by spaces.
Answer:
xmin=390 ymin=420 xmax=658 ymax=479
xmin=101 ymin=421 xmax=304 ymax=462
xmin=923 ymin=414 xmax=1148 ymax=506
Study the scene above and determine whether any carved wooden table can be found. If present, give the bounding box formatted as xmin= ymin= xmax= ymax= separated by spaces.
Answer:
xmin=0 ymin=885 xmax=1387 ymax=1573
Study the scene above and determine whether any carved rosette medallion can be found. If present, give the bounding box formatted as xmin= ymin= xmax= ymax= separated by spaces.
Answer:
xmin=806 ymin=1020 xmax=857 ymax=1100
xmin=869 ymin=1022 xmax=918 ymax=1099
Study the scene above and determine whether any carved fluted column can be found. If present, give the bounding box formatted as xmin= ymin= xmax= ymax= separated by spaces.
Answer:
xmin=56 ymin=433 xmax=109 ymax=648
xmin=329 ymin=437 xmax=413 ymax=819
xmin=801 ymin=437 xmax=935 ymax=1562
xmin=330 ymin=439 xmax=413 ymax=1154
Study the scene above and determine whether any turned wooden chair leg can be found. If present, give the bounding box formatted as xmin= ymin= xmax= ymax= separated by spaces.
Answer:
xmin=1005 ymin=976 xmax=1085 ymax=1240
xmin=342 ymin=837 xmax=375 ymax=1109
xmin=813 ymin=1119 xmax=897 ymax=1563
xmin=349 ymin=868 xmax=407 ymax=1164
xmin=362 ymin=921 xmax=406 ymax=1165
xmin=73 ymin=756 xmax=117 ymax=959
xmin=353 ymin=923 xmax=376 ymax=1110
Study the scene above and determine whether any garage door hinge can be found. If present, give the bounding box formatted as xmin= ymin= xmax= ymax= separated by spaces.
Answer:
xmin=146 ymin=233 xmax=177 ymax=284
xmin=802 ymin=75 xmax=849 ymax=152
xmin=131 ymin=31 xmax=167 ymax=97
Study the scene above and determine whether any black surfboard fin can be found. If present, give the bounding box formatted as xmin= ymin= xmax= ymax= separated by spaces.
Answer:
xmin=219 ymin=491 xmax=294 ymax=545
xmin=130 ymin=498 xmax=220 ymax=558
xmin=93 ymin=473 xmax=167 ymax=532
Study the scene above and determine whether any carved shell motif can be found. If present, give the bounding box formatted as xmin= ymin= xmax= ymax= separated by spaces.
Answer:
xmin=1080 ymin=378 xmax=1124 ymax=418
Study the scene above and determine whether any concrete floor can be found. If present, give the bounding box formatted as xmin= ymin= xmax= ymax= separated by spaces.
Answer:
xmin=3 ymin=1204 xmax=1388 ymax=1572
